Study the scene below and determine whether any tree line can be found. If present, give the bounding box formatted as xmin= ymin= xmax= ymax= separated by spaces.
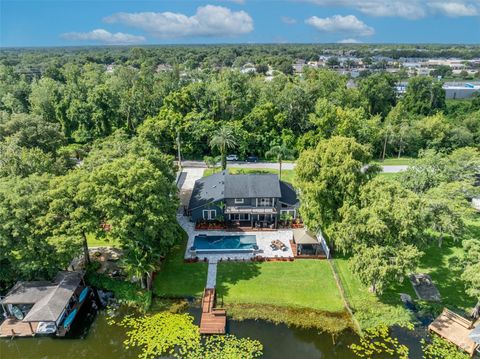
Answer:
xmin=295 ymin=137 xmax=479 ymax=307
xmin=0 ymin=47 xmax=479 ymax=297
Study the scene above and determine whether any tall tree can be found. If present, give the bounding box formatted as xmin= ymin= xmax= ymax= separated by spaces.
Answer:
xmin=295 ymin=136 xmax=379 ymax=239
xmin=265 ymin=143 xmax=294 ymax=180
xmin=350 ymin=244 xmax=422 ymax=294
xmin=90 ymin=154 xmax=179 ymax=290
xmin=359 ymin=72 xmax=397 ymax=118
xmin=335 ymin=177 xmax=427 ymax=253
xmin=42 ymin=168 xmax=100 ymax=265
xmin=402 ymin=77 xmax=446 ymax=116
xmin=210 ymin=125 xmax=237 ymax=170
xmin=0 ymin=174 xmax=67 ymax=289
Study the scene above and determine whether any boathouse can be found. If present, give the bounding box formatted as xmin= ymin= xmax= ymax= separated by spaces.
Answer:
xmin=0 ymin=271 xmax=89 ymax=338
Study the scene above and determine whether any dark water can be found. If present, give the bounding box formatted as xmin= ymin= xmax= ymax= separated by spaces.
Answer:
xmin=0 ymin=304 xmax=422 ymax=359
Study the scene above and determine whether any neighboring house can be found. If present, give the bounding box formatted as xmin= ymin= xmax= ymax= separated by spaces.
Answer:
xmin=0 ymin=271 xmax=89 ymax=337
xmin=188 ymin=171 xmax=300 ymax=229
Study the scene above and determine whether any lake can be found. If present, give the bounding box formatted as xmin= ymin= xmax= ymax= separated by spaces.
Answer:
xmin=0 ymin=304 xmax=423 ymax=359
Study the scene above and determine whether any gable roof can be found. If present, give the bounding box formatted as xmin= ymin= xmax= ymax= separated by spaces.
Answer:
xmin=188 ymin=171 xmax=226 ymax=210
xmin=1 ymin=271 xmax=84 ymax=323
xmin=188 ymin=171 xmax=284 ymax=210
xmin=224 ymin=174 xmax=281 ymax=199
xmin=293 ymin=228 xmax=319 ymax=244
xmin=279 ymin=181 xmax=299 ymax=206
xmin=1 ymin=281 xmax=54 ymax=304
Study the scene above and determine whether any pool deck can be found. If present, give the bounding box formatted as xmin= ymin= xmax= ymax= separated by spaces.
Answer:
xmin=178 ymin=213 xmax=294 ymax=261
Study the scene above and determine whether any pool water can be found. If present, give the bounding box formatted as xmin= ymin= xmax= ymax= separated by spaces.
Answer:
xmin=193 ymin=234 xmax=257 ymax=251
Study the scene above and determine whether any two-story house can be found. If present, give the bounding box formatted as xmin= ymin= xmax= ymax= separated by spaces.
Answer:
xmin=188 ymin=170 xmax=299 ymax=229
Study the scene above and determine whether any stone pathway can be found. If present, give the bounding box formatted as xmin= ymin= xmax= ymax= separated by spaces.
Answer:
xmin=206 ymin=260 xmax=218 ymax=289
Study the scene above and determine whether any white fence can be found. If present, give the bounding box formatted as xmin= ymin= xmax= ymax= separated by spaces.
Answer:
xmin=316 ymin=229 xmax=331 ymax=259
xmin=473 ymin=198 xmax=480 ymax=211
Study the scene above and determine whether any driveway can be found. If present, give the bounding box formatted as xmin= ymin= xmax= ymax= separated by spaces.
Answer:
xmin=177 ymin=167 xmax=204 ymax=208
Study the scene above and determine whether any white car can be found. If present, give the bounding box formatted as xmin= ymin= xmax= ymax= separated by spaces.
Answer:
xmin=226 ymin=154 xmax=238 ymax=161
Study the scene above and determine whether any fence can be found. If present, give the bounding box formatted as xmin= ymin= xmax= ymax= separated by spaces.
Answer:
xmin=316 ymin=229 xmax=331 ymax=259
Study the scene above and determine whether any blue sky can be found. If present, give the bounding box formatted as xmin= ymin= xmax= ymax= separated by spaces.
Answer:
xmin=1 ymin=0 xmax=479 ymax=47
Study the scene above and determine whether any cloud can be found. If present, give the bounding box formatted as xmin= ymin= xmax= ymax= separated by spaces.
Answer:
xmin=218 ymin=0 xmax=246 ymax=3
xmin=103 ymin=5 xmax=254 ymax=39
xmin=302 ymin=0 xmax=425 ymax=19
xmin=428 ymin=2 xmax=478 ymax=16
xmin=338 ymin=38 xmax=362 ymax=43
xmin=302 ymin=0 xmax=480 ymax=19
xmin=281 ymin=16 xmax=297 ymax=24
xmin=306 ymin=15 xmax=374 ymax=36
xmin=61 ymin=29 xmax=145 ymax=44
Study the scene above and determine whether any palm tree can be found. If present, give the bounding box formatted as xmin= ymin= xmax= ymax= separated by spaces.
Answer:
xmin=210 ymin=126 xmax=237 ymax=170
xmin=122 ymin=246 xmax=158 ymax=290
xmin=265 ymin=144 xmax=295 ymax=180
xmin=204 ymin=155 xmax=222 ymax=173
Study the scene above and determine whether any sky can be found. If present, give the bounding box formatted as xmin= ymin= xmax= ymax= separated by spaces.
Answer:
xmin=1 ymin=0 xmax=479 ymax=47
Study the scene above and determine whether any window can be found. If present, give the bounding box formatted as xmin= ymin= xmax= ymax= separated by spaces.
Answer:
xmin=280 ymin=209 xmax=296 ymax=219
xmin=259 ymin=198 xmax=272 ymax=207
xmin=230 ymin=213 xmax=250 ymax=221
xmin=202 ymin=209 xmax=216 ymax=220
xmin=234 ymin=198 xmax=244 ymax=204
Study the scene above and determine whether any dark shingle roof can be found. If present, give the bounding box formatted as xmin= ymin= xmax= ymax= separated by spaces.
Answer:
xmin=188 ymin=171 xmax=226 ymax=210
xmin=188 ymin=171 xmax=285 ymax=210
xmin=279 ymin=181 xmax=299 ymax=206
xmin=1 ymin=272 xmax=84 ymax=322
xmin=224 ymin=174 xmax=281 ymax=199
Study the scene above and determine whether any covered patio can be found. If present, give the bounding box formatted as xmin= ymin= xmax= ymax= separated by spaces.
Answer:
xmin=225 ymin=208 xmax=278 ymax=230
xmin=291 ymin=228 xmax=326 ymax=258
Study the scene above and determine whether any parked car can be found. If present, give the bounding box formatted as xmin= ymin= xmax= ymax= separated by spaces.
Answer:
xmin=226 ymin=154 xmax=238 ymax=161
xmin=246 ymin=156 xmax=258 ymax=162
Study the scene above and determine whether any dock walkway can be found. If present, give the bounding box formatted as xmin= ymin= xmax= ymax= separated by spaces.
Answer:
xmin=199 ymin=288 xmax=226 ymax=334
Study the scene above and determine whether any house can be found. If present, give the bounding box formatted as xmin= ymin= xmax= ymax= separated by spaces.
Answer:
xmin=0 ymin=271 xmax=89 ymax=338
xmin=188 ymin=171 xmax=300 ymax=229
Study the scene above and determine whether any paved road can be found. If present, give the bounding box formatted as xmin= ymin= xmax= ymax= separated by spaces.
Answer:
xmin=179 ymin=161 xmax=407 ymax=173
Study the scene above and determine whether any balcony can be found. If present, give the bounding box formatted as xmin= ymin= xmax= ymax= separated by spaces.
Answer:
xmin=224 ymin=206 xmax=277 ymax=214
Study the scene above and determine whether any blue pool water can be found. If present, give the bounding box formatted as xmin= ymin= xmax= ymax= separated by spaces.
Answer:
xmin=193 ymin=235 xmax=257 ymax=252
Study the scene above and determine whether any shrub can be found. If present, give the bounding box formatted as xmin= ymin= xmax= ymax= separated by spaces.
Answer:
xmin=86 ymin=272 xmax=152 ymax=311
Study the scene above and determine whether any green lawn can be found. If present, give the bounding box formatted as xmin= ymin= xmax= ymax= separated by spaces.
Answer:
xmin=384 ymin=218 xmax=479 ymax=312
xmin=152 ymin=239 xmax=351 ymax=331
xmin=153 ymin=242 xmax=208 ymax=298
xmin=335 ymin=217 xmax=480 ymax=329
xmin=377 ymin=172 xmax=401 ymax=180
xmin=204 ymin=167 xmax=295 ymax=184
xmin=216 ymin=260 xmax=344 ymax=312
xmin=373 ymin=157 xmax=414 ymax=166
xmin=86 ymin=233 xmax=118 ymax=247
xmin=333 ymin=258 xmax=413 ymax=330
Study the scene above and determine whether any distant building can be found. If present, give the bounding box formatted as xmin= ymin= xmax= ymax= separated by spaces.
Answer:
xmin=444 ymin=83 xmax=480 ymax=99
xmin=240 ymin=63 xmax=256 ymax=74
xmin=293 ymin=59 xmax=306 ymax=74
xmin=156 ymin=64 xmax=173 ymax=73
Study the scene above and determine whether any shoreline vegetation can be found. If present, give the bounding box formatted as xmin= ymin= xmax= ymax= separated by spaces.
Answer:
xmin=153 ymin=238 xmax=353 ymax=333
xmin=89 ymin=213 xmax=479 ymax=335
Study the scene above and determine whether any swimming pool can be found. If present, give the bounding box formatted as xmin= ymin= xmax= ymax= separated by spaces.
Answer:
xmin=192 ymin=234 xmax=258 ymax=253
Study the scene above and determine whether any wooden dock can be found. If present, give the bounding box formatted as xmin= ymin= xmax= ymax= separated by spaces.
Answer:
xmin=0 ymin=318 xmax=38 ymax=338
xmin=199 ymin=288 xmax=226 ymax=334
xmin=428 ymin=308 xmax=479 ymax=357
